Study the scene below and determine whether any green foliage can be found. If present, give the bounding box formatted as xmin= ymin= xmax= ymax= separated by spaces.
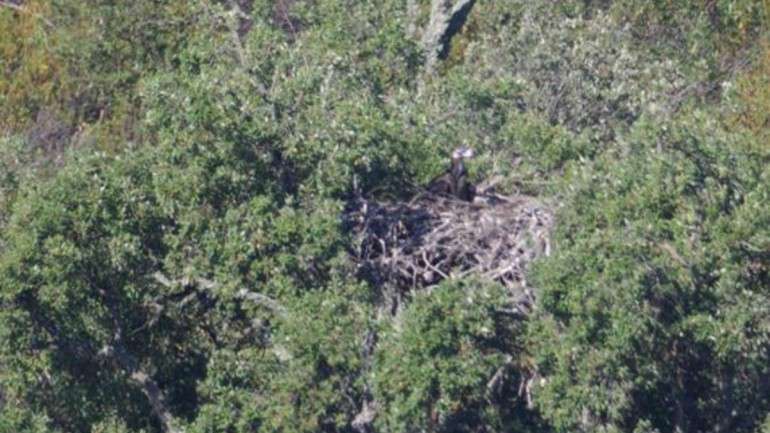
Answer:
xmin=373 ymin=281 xmax=527 ymax=432
xmin=0 ymin=130 xmax=362 ymax=432
xmin=0 ymin=0 xmax=59 ymax=130
xmin=453 ymin=2 xmax=687 ymax=144
xmin=528 ymin=112 xmax=770 ymax=432
xmin=759 ymin=414 xmax=770 ymax=433
xmin=0 ymin=151 xmax=178 ymax=431
xmin=1 ymin=0 xmax=768 ymax=432
xmin=0 ymin=403 xmax=53 ymax=433
xmin=605 ymin=0 xmax=767 ymax=53
xmin=0 ymin=136 xmax=30 ymax=229
xmin=0 ymin=0 xmax=199 ymax=148
xmin=191 ymin=284 xmax=371 ymax=433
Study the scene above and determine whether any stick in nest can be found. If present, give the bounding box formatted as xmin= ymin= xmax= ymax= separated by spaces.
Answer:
xmin=345 ymin=191 xmax=553 ymax=301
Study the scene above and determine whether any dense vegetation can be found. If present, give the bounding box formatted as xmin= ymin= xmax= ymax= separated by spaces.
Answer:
xmin=1 ymin=1 xmax=768 ymax=432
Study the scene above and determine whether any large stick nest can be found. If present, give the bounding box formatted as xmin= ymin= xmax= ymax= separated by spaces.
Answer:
xmin=345 ymin=189 xmax=554 ymax=314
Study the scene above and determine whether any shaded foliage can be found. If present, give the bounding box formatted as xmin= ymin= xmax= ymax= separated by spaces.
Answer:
xmin=529 ymin=112 xmax=770 ymax=432
xmin=1 ymin=1 xmax=768 ymax=433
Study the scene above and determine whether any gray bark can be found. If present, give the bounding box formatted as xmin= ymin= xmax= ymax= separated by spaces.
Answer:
xmin=99 ymin=344 xmax=183 ymax=433
xmin=406 ymin=0 xmax=420 ymax=38
xmin=33 ymin=313 xmax=183 ymax=433
xmin=421 ymin=0 xmax=477 ymax=72
xmin=152 ymin=271 xmax=285 ymax=315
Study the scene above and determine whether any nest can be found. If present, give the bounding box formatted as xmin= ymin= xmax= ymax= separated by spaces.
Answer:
xmin=345 ymin=189 xmax=554 ymax=315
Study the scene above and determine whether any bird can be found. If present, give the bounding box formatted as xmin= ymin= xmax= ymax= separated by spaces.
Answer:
xmin=427 ymin=146 xmax=476 ymax=201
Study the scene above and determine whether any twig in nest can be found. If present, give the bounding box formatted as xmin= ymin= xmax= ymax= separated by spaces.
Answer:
xmin=345 ymin=191 xmax=554 ymax=315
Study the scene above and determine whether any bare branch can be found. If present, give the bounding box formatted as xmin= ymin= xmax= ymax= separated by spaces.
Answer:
xmin=421 ymin=0 xmax=477 ymax=72
xmin=352 ymin=329 xmax=379 ymax=433
xmin=658 ymin=242 xmax=690 ymax=268
xmin=152 ymin=271 xmax=175 ymax=288
xmin=236 ymin=289 xmax=287 ymax=314
xmin=486 ymin=355 xmax=513 ymax=398
xmin=100 ymin=344 xmax=183 ymax=433
xmin=406 ymin=0 xmax=420 ymax=38
xmin=352 ymin=399 xmax=378 ymax=433
xmin=152 ymin=272 xmax=286 ymax=314
xmin=0 ymin=1 xmax=24 ymax=13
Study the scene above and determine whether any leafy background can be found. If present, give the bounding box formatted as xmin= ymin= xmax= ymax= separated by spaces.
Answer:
xmin=1 ymin=1 xmax=768 ymax=432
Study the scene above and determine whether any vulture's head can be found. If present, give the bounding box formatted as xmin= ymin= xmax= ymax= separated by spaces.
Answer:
xmin=452 ymin=146 xmax=474 ymax=160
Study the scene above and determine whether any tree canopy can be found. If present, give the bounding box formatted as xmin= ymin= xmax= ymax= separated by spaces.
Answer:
xmin=1 ymin=1 xmax=768 ymax=432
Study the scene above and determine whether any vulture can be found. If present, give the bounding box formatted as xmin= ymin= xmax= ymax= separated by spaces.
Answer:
xmin=427 ymin=146 xmax=476 ymax=201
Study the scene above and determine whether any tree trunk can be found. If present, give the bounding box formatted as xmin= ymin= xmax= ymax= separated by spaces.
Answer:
xmin=420 ymin=0 xmax=476 ymax=72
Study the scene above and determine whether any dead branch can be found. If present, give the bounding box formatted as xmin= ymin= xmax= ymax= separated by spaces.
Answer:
xmin=98 ymin=344 xmax=183 ymax=433
xmin=352 ymin=329 xmax=379 ymax=433
xmin=236 ymin=289 xmax=287 ymax=314
xmin=486 ymin=355 xmax=514 ymax=399
xmin=421 ymin=0 xmax=477 ymax=72
xmin=152 ymin=272 xmax=286 ymax=315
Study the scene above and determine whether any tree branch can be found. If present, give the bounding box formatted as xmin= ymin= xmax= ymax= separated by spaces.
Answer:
xmin=27 ymin=302 xmax=182 ymax=433
xmin=352 ymin=329 xmax=379 ymax=433
xmin=0 ymin=0 xmax=24 ymax=12
xmin=486 ymin=355 xmax=513 ymax=398
xmin=421 ymin=0 xmax=477 ymax=72
xmin=406 ymin=0 xmax=419 ymax=38
xmin=152 ymin=272 xmax=286 ymax=315
xmin=99 ymin=345 xmax=183 ymax=433
xmin=236 ymin=288 xmax=287 ymax=314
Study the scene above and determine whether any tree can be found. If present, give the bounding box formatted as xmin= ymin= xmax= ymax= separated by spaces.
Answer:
xmin=528 ymin=112 xmax=770 ymax=432
xmin=372 ymin=280 xmax=537 ymax=433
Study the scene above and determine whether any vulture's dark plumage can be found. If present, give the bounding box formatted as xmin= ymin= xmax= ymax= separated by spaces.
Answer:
xmin=427 ymin=146 xmax=475 ymax=201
